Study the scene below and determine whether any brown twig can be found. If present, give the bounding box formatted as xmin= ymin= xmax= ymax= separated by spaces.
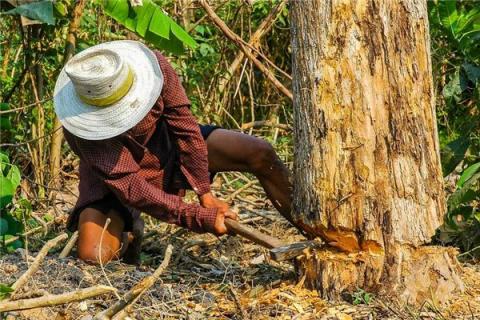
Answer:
xmin=0 ymin=285 xmax=117 ymax=312
xmin=199 ymin=0 xmax=292 ymax=100
xmin=227 ymin=180 xmax=255 ymax=202
xmin=11 ymin=233 xmax=68 ymax=295
xmin=3 ymin=222 xmax=53 ymax=245
xmin=241 ymin=120 xmax=290 ymax=131
xmin=217 ymin=0 xmax=286 ymax=94
xmin=0 ymin=97 xmax=52 ymax=115
xmin=230 ymin=284 xmax=248 ymax=319
xmin=94 ymin=244 xmax=174 ymax=320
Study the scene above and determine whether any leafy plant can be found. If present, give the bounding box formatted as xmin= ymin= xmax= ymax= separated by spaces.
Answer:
xmin=2 ymin=0 xmax=55 ymax=25
xmin=430 ymin=1 xmax=480 ymax=258
xmin=351 ymin=288 xmax=373 ymax=305
xmin=0 ymin=152 xmax=26 ymax=253
xmin=0 ymin=283 xmax=13 ymax=300
xmin=100 ymin=0 xmax=197 ymax=54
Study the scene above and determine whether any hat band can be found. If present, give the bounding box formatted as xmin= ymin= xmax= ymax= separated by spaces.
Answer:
xmin=78 ymin=68 xmax=134 ymax=107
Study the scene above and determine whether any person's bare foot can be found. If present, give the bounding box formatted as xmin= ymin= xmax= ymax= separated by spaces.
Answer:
xmin=122 ymin=218 xmax=144 ymax=265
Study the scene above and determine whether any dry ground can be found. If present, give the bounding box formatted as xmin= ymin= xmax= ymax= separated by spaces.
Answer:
xmin=1 ymin=174 xmax=479 ymax=319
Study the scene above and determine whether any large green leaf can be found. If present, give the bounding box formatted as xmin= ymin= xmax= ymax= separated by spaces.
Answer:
xmin=463 ymin=63 xmax=480 ymax=83
xmin=4 ymin=0 xmax=55 ymax=25
xmin=448 ymin=172 xmax=480 ymax=210
xmin=437 ymin=0 xmax=458 ymax=31
xmin=441 ymin=135 xmax=470 ymax=176
xmin=102 ymin=0 xmax=197 ymax=54
xmin=0 ymin=177 xmax=15 ymax=209
xmin=109 ymin=0 xmax=130 ymax=22
xmin=458 ymin=162 xmax=480 ymax=187
xmin=134 ymin=0 xmax=156 ymax=37
xmin=0 ymin=218 xmax=8 ymax=236
xmin=0 ymin=284 xmax=13 ymax=301
xmin=149 ymin=8 xmax=170 ymax=39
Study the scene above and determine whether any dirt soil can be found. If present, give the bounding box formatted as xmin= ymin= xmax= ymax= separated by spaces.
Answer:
xmin=1 ymin=175 xmax=479 ymax=319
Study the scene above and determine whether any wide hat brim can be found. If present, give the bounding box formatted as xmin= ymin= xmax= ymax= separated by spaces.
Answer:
xmin=54 ymin=40 xmax=163 ymax=140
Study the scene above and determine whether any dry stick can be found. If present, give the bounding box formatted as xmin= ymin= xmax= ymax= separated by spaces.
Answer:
xmin=0 ymin=97 xmax=52 ymax=115
xmin=199 ymin=0 xmax=292 ymax=100
xmin=227 ymin=180 xmax=255 ymax=202
xmin=3 ymin=222 xmax=53 ymax=245
xmin=229 ymin=284 xmax=248 ymax=320
xmin=241 ymin=120 xmax=290 ymax=131
xmin=50 ymin=0 xmax=86 ymax=192
xmin=93 ymin=244 xmax=174 ymax=320
xmin=218 ymin=0 xmax=287 ymax=95
xmin=11 ymin=233 xmax=68 ymax=294
xmin=0 ymin=285 xmax=117 ymax=312
xmin=98 ymin=218 xmax=121 ymax=300
xmin=58 ymin=231 xmax=79 ymax=259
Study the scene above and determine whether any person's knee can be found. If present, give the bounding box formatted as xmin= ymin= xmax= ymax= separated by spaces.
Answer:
xmin=248 ymin=140 xmax=278 ymax=175
xmin=77 ymin=241 xmax=119 ymax=264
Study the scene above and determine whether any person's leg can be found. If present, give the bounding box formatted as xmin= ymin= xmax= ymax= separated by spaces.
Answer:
xmin=205 ymin=129 xmax=294 ymax=223
xmin=77 ymin=207 xmax=126 ymax=264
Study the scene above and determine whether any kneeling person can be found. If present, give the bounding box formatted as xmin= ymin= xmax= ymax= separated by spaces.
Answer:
xmin=54 ymin=41 xmax=292 ymax=264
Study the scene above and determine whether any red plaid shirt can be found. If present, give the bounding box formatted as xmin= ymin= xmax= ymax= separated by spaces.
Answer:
xmin=64 ymin=51 xmax=217 ymax=233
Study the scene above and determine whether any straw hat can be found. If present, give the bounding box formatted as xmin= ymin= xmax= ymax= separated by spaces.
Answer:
xmin=54 ymin=40 xmax=163 ymax=140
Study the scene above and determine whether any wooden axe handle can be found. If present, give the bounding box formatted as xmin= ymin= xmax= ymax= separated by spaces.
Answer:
xmin=225 ymin=218 xmax=285 ymax=249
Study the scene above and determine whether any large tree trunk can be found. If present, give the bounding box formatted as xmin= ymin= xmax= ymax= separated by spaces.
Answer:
xmin=290 ymin=0 xmax=463 ymax=304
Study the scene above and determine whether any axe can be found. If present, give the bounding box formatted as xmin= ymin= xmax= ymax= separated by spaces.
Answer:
xmin=224 ymin=218 xmax=324 ymax=262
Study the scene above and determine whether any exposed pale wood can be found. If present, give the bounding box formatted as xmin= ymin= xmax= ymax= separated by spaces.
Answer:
xmin=58 ymin=231 xmax=79 ymax=259
xmin=225 ymin=218 xmax=285 ymax=249
xmin=200 ymin=0 xmax=292 ymax=100
xmin=11 ymin=233 xmax=68 ymax=295
xmin=270 ymin=240 xmax=323 ymax=262
xmin=94 ymin=244 xmax=174 ymax=320
xmin=0 ymin=285 xmax=117 ymax=312
xmin=290 ymin=0 xmax=461 ymax=303
xmin=296 ymin=246 xmax=463 ymax=304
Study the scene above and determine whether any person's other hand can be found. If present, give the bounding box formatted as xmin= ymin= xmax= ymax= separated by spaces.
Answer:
xmin=199 ymin=192 xmax=230 ymax=211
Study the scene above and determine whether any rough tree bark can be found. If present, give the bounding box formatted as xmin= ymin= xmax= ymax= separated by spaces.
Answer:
xmin=290 ymin=0 xmax=463 ymax=304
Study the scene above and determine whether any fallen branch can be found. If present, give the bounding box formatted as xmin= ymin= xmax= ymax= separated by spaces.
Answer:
xmin=0 ymin=285 xmax=117 ymax=312
xmin=58 ymin=231 xmax=79 ymax=259
xmin=199 ymin=0 xmax=292 ymax=100
xmin=11 ymin=233 xmax=68 ymax=295
xmin=241 ymin=120 xmax=290 ymax=131
xmin=230 ymin=284 xmax=248 ymax=320
xmin=94 ymin=244 xmax=174 ymax=320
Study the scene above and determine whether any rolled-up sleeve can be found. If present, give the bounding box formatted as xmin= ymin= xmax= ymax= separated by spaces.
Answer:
xmin=64 ymin=131 xmax=217 ymax=233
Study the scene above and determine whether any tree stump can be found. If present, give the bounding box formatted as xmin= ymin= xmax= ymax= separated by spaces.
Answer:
xmin=295 ymin=246 xmax=463 ymax=304
xmin=289 ymin=0 xmax=464 ymax=304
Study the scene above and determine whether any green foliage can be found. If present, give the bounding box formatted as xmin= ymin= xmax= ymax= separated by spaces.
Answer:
xmin=100 ymin=0 xmax=197 ymax=54
xmin=352 ymin=288 xmax=373 ymax=305
xmin=430 ymin=0 xmax=480 ymax=257
xmin=0 ymin=152 xmax=29 ymax=253
xmin=3 ymin=0 xmax=55 ymax=25
xmin=0 ymin=283 xmax=13 ymax=300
